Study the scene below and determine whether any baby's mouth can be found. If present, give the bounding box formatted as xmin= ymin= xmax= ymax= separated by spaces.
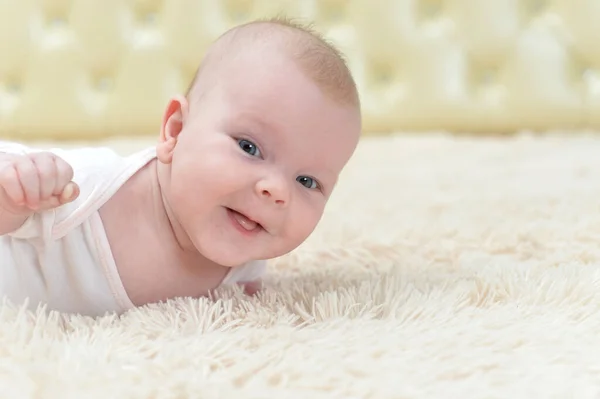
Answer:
xmin=226 ymin=207 xmax=264 ymax=232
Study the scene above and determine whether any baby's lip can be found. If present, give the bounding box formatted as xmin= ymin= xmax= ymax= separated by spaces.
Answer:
xmin=226 ymin=207 xmax=267 ymax=232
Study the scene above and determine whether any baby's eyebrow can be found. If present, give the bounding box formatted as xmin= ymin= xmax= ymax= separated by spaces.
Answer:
xmin=236 ymin=112 xmax=277 ymax=135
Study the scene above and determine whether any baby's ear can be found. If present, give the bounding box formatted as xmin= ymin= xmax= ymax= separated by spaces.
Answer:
xmin=157 ymin=95 xmax=189 ymax=163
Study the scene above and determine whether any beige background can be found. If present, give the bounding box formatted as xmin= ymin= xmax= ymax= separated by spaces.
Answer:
xmin=1 ymin=0 xmax=599 ymax=140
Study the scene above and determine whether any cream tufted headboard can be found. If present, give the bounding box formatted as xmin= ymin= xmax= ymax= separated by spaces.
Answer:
xmin=1 ymin=0 xmax=600 ymax=140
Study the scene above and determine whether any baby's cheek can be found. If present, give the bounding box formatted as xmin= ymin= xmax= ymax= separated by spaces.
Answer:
xmin=291 ymin=206 xmax=322 ymax=242
xmin=194 ymin=152 xmax=240 ymax=189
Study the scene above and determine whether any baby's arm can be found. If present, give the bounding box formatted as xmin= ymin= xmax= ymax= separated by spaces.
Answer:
xmin=0 ymin=151 xmax=79 ymax=236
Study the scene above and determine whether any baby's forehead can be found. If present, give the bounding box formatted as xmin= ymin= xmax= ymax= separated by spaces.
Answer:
xmin=187 ymin=21 xmax=360 ymax=112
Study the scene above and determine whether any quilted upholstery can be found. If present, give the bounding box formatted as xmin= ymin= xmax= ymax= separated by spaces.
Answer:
xmin=1 ymin=0 xmax=599 ymax=139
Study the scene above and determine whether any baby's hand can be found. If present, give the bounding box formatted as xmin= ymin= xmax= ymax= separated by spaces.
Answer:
xmin=239 ymin=280 xmax=263 ymax=296
xmin=0 ymin=151 xmax=79 ymax=215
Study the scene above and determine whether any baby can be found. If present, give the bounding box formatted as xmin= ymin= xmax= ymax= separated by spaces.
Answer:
xmin=0 ymin=17 xmax=361 ymax=317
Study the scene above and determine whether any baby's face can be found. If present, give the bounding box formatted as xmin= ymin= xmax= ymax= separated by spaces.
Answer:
xmin=159 ymin=51 xmax=361 ymax=267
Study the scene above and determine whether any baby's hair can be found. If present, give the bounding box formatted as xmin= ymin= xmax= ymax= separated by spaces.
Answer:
xmin=185 ymin=16 xmax=360 ymax=110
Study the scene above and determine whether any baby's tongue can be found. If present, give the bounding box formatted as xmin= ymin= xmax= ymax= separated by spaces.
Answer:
xmin=232 ymin=211 xmax=258 ymax=231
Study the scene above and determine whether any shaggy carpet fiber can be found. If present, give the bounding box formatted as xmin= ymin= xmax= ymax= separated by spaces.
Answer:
xmin=3 ymin=132 xmax=600 ymax=398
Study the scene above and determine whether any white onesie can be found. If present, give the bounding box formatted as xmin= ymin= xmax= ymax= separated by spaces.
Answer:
xmin=0 ymin=141 xmax=265 ymax=317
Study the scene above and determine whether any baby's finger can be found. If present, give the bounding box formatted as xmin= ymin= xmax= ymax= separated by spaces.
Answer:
xmin=53 ymin=157 xmax=75 ymax=194
xmin=14 ymin=157 xmax=40 ymax=209
xmin=53 ymin=157 xmax=78 ymax=203
xmin=58 ymin=181 xmax=79 ymax=204
xmin=0 ymin=164 xmax=25 ymax=206
xmin=32 ymin=153 xmax=58 ymax=201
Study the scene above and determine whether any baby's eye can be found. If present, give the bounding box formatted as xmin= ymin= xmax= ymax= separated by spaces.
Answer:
xmin=238 ymin=139 xmax=261 ymax=157
xmin=296 ymin=176 xmax=319 ymax=190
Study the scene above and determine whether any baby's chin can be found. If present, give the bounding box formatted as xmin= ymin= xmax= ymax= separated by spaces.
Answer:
xmin=198 ymin=244 xmax=289 ymax=268
xmin=194 ymin=243 xmax=261 ymax=268
xmin=188 ymin=228 xmax=300 ymax=267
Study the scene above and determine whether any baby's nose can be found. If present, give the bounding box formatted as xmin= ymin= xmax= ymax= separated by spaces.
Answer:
xmin=256 ymin=177 xmax=289 ymax=206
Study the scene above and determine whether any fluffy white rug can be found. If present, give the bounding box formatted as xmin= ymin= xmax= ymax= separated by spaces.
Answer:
xmin=3 ymin=132 xmax=600 ymax=398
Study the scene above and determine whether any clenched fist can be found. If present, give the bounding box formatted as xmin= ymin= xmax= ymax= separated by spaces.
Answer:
xmin=0 ymin=151 xmax=80 ymax=215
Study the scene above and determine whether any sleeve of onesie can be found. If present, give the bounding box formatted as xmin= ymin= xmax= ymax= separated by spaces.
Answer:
xmin=6 ymin=212 xmax=55 ymax=241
